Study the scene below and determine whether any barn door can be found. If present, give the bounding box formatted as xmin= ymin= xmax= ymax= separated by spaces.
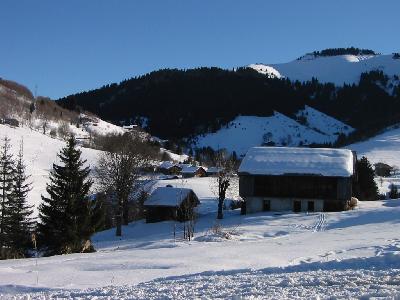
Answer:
xmin=293 ymin=200 xmax=301 ymax=212
xmin=307 ymin=201 xmax=314 ymax=212
xmin=263 ymin=200 xmax=271 ymax=211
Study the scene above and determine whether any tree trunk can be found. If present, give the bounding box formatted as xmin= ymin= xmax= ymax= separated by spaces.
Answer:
xmin=123 ymin=198 xmax=129 ymax=225
xmin=116 ymin=204 xmax=122 ymax=237
xmin=217 ymin=194 xmax=224 ymax=219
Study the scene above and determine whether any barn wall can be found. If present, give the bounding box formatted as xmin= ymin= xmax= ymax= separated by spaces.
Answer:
xmin=337 ymin=178 xmax=352 ymax=200
xmin=246 ymin=197 xmax=324 ymax=213
xmin=239 ymin=176 xmax=254 ymax=197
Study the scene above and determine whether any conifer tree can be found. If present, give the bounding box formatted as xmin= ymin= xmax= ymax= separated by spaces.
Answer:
xmin=8 ymin=142 xmax=34 ymax=256
xmin=0 ymin=137 xmax=14 ymax=253
xmin=38 ymin=136 xmax=94 ymax=255
xmin=353 ymin=156 xmax=379 ymax=201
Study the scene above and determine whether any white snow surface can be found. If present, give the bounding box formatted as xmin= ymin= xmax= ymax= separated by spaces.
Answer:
xmin=144 ymin=187 xmax=193 ymax=207
xmin=348 ymin=125 xmax=400 ymax=168
xmin=250 ymin=54 xmax=400 ymax=85
xmin=194 ymin=109 xmax=352 ymax=155
xmin=1 ymin=196 xmax=400 ymax=299
xmin=239 ymin=147 xmax=354 ymax=177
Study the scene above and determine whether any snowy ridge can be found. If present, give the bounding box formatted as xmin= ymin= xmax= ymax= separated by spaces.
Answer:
xmin=193 ymin=106 xmax=353 ymax=155
xmin=249 ymin=54 xmax=400 ymax=85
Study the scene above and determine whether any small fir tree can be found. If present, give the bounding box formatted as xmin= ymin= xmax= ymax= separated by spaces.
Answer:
xmin=8 ymin=142 xmax=34 ymax=257
xmin=0 ymin=137 xmax=14 ymax=253
xmin=38 ymin=136 xmax=94 ymax=255
xmin=389 ymin=183 xmax=399 ymax=199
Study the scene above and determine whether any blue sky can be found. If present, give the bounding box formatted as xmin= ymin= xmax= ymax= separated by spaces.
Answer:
xmin=1 ymin=0 xmax=399 ymax=99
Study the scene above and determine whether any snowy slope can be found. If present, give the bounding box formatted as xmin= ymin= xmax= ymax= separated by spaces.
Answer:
xmin=296 ymin=105 xmax=354 ymax=136
xmin=250 ymin=54 xmax=400 ymax=85
xmin=0 ymin=124 xmax=101 ymax=217
xmin=193 ymin=108 xmax=353 ymax=155
xmin=348 ymin=125 xmax=400 ymax=168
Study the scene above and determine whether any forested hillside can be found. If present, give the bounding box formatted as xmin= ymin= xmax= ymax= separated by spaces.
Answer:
xmin=58 ymin=67 xmax=400 ymax=144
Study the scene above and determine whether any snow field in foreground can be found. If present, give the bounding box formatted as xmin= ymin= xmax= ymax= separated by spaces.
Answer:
xmin=4 ymin=248 xmax=400 ymax=299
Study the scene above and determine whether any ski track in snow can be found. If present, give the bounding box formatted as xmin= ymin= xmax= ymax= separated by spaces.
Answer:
xmin=313 ymin=213 xmax=326 ymax=232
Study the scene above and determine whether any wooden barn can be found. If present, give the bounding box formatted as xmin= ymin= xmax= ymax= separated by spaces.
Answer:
xmin=239 ymin=147 xmax=356 ymax=213
xmin=144 ymin=187 xmax=200 ymax=223
xmin=181 ymin=165 xmax=207 ymax=178
xmin=158 ymin=161 xmax=182 ymax=175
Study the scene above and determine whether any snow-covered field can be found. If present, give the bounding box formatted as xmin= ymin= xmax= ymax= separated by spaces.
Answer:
xmin=250 ymin=53 xmax=400 ymax=86
xmin=0 ymin=174 xmax=399 ymax=298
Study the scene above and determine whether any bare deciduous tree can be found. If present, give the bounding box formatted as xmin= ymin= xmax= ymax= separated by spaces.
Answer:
xmin=95 ymin=133 xmax=153 ymax=236
xmin=212 ymin=150 xmax=237 ymax=220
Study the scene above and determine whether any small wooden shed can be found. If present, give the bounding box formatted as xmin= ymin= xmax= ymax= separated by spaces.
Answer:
xmin=181 ymin=165 xmax=207 ymax=178
xmin=144 ymin=187 xmax=200 ymax=223
xmin=158 ymin=161 xmax=182 ymax=175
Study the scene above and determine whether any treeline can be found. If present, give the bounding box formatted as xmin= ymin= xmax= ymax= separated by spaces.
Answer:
xmin=58 ymin=67 xmax=400 ymax=146
xmin=312 ymin=47 xmax=376 ymax=57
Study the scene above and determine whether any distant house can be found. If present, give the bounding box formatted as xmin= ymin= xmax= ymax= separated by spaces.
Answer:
xmin=206 ymin=167 xmax=222 ymax=177
xmin=158 ymin=161 xmax=182 ymax=175
xmin=181 ymin=165 xmax=207 ymax=178
xmin=144 ymin=187 xmax=200 ymax=223
xmin=1 ymin=118 xmax=19 ymax=127
xmin=239 ymin=147 xmax=356 ymax=213
xmin=122 ymin=124 xmax=139 ymax=131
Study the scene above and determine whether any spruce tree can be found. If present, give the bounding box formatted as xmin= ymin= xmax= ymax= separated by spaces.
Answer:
xmin=0 ymin=137 xmax=14 ymax=253
xmin=38 ymin=136 xmax=93 ymax=255
xmin=8 ymin=142 xmax=34 ymax=257
xmin=353 ymin=156 xmax=379 ymax=201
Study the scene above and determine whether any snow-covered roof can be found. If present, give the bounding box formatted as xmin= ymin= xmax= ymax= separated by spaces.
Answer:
xmin=145 ymin=187 xmax=194 ymax=207
xmin=206 ymin=167 xmax=222 ymax=173
xmin=158 ymin=161 xmax=180 ymax=169
xmin=181 ymin=165 xmax=205 ymax=174
xmin=239 ymin=147 xmax=354 ymax=177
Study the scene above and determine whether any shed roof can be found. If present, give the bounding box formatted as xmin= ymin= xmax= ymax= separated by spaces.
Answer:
xmin=239 ymin=147 xmax=354 ymax=177
xmin=145 ymin=187 xmax=194 ymax=207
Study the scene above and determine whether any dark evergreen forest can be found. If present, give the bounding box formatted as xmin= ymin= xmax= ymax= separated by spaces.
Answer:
xmin=57 ymin=67 xmax=400 ymax=145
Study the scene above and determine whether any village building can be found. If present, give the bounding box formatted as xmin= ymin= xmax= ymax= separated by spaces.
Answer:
xmin=206 ymin=167 xmax=223 ymax=177
xmin=181 ymin=165 xmax=207 ymax=178
xmin=238 ymin=147 xmax=356 ymax=213
xmin=144 ymin=186 xmax=200 ymax=223
xmin=1 ymin=118 xmax=19 ymax=127
xmin=158 ymin=161 xmax=182 ymax=175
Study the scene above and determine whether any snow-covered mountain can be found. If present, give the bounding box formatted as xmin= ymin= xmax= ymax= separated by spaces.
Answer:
xmin=193 ymin=106 xmax=354 ymax=155
xmin=249 ymin=53 xmax=400 ymax=86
